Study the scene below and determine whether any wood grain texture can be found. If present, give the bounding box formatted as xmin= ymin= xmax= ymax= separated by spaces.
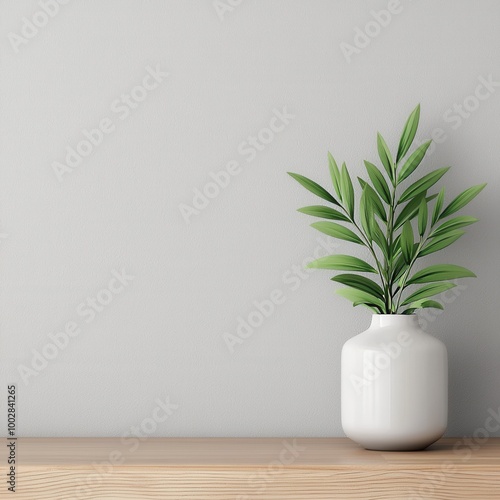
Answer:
xmin=1 ymin=438 xmax=499 ymax=499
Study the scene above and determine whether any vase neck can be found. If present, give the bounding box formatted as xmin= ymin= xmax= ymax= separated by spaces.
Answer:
xmin=370 ymin=314 xmax=419 ymax=329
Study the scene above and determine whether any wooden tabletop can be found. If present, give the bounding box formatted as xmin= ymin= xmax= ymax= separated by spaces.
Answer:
xmin=1 ymin=437 xmax=499 ymax=499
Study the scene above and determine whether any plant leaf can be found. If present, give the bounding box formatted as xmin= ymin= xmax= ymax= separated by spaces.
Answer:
xmin=401 ymin=221 xmax=414 ymax=264
xmin=340 ymin=163 xmax=355 ymax=218
xmin=336 ymin=288 xmax=385 ymax=310
xmin=371 ymin=220 xmax=390 ymax=261
xmin=414 ymin=300 xmax=444 ymax=310
xmin=402 ymin=299 xmax=444 ymax=314
xmin=392 ymin=253 xmax=407 ymax=282
xmin=307 ymin=255 xmax=377 ymax=273
xmin=328 ymin=152 xmax=342 ymax=201
xmin=288 ymin=172 xmax=340 ymax=206
xmin=364 ymin=184 xmax=387 ymax=222
xmin=401 ymin=282 xmax=456 ymax=306
xmin=399 ymin=167 xmax=450 ymax=203
xmin=364 ymin=160 xmax=391 ymax=204
xmin=439 ymin=184 xmax=486 ymax=220
xmin=401 ymin=308 xmax=415 ymax=315
xmin=331 ymin=274 xmax=385 ymax=299
xmin=394 ymin=192 xmax=425 ymax=230
xmin=431 ymin=216 xmax=478 ymax=238
xmin=394 ymin=193 xmax=437 ymax=230
xmin=397 ymin=104 xmax=420 ymax=163
xmin=310 ymin=221 xmax=363 ymax=244
xmin=418 ymin=197 xmax=428 ymax=236
xmin=398 ymin=140 xmax=432 ymax=183
xmin=392 ymin=233 xmax=402 ymax=256
xmin=432 ymin=187 xmax=445 ymax=226
xmin=359 ymin=187 xmax=373 ymax=240
xmin=377 ymin=132 xmax=394 ymax=182
xmin=297 ymin=205 xmax=350 ymax=222
xmin=419 ymin=230 xmax=465 ymax=257
xmin=407 ymin=264 xmax=476 ymax=284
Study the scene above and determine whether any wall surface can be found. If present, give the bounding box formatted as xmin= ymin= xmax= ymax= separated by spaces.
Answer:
xmin=0 ymin=0 xmax=499 ymax=438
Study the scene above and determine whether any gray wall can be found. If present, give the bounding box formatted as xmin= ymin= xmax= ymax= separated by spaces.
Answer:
xmin=0 ymin=0 xmax=499 ymax=438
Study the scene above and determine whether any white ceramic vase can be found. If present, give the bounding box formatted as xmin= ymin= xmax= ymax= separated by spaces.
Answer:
xmin=341 ymin=314 xmax=447 ymax=451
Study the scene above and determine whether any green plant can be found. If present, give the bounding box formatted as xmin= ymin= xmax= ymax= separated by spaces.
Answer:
xmin=288 ymin=105 xmax=486 ymax=314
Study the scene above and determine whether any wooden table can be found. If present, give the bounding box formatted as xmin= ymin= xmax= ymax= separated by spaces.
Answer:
xmin=1 ymin=437 xmax=499 ymax=499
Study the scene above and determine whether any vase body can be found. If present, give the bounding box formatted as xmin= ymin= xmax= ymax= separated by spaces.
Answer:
xmin=341 ymin=314 xmax=447 ymax=451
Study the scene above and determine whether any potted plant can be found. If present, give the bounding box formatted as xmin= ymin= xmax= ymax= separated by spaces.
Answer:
xmin=288 ymin=105 xmax=486 ymax=451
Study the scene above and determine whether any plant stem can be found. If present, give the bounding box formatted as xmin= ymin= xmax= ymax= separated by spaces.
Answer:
xmin=385 ymin=181 xmax=398 ymax=313
xmin=337 ymin=205 xmax=388 ymax=296
xmin=394 ymin=235 xmax=431 ymax=311
xmin=352 ymin=219 xmax=387 ymax=288
xmin=394 ymin=214 xmax=443 ymax=311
